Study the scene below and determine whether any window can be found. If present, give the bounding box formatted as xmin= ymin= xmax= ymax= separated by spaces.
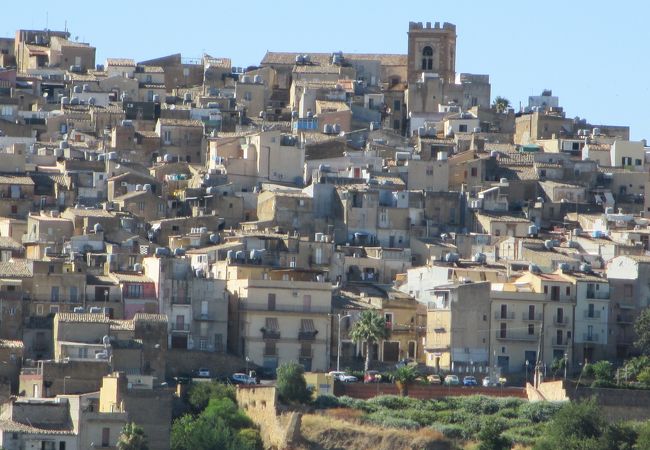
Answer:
xmin=393 ymin=100 xmax=401 ymax=111
xmin=199 ymin=339 xmax=207 ymax=350
xmin=565 ymin=286 xmax=570 ymax=296
xmin=528 ymin=305 xmax=535 ymax=320
xmin=588 ymin=303 xmax=595 ymax=318
xmin=528 ymin=323 xmax=535 ymax=335
xmin=163 ymin=130 xmax=172 ymax=144
xmin=138 ymin=202 xmax=145 ymax=212
xmin=385 ymin=312 xmax=393 ymax=328
xmin=127 ymin=284 xmax=143 ymax=298
xmin=458 ymin=124 xmax=468 ymax=132
xmin=42 ymin=442 xmax=56 ymax=450
xmin=636 ymin=159 xmax=642 ymax=166
xmin=421 ymin=46 xmax=433 ymax=70
xmin=393 ymin=119 xmax=400 ymax=130
xmin=69 ymin=287 xmax=78 ymax=303
xmin=244 ymin=91 xmax=252 ymax=101
xmin=267 ymin=293 xmax=276 ymax=311
xmin=500 ymin=304 xmax=508 ymax=319
xmin=470 ymin=167 xmax=478 ymax=177
xmin=158 ymin=203 xmax=165 ymax=214
xmin=499 ymin=322 xmax=507 ymax=338
xmin=624 ymin=284 xmax=633 ymax=297
xmin=426 ymin=166 xmax=434 ymax=176
xmin=51 ymin=286 xmax=59 ymax=302
xmin=264 ymin=341 xmax=277 ymax=356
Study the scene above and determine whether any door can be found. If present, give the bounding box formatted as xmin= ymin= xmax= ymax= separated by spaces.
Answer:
xmin=408 ymin=341 xmax=416 ymax=359
xmin=528 ymin=305 xmax=535 ymax=321
xmin=171 ymin=335 xmax=188 ymax=349
xmin=497 ymin=356 xmax=510 ymax=373
xmin=175 ymin=315 xmax=185 ymax=331
xmin=95 ymin=287 xmax=110 ymax=303
xmin=500 ymin=304 xmax=508 ymax=319
xmin=382 ymin=341 xmax=399 ymax=362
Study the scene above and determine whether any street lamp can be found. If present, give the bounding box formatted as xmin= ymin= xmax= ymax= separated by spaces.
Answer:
xmin=564 ymin=352 xmax=568 ymax=380
xmin=63 ymin=376 xmax=71 ymax=395
xmin=329 ymin=313 xmax=351 ymax=372
xmin=245 ymin=356 xmax=250 ymax=376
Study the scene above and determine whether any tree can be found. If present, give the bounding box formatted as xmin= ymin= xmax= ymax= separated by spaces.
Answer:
xmin=349 ymin=310 xmax=390 ymax=372
xmin=187 ymin=382 xmax=236 ymax=413
xmin=551 ymin=357 xmax=566 ymax=378
xmin=534 ymin=398 xmax=604 ymax=450
xmin=591 ymin=361 xmax=615 ymax=382
xmin=634 ymin=308 xmax=650 ymax=355
xmin=276 ymin=361 xmax=311 ymax=404
xmin=117 ymin=422 xmax=149 ymax=450
xmin=393 ymin=365 xmax=418 ymax=396
xmin=492 ymin=96 xmax=511 ymax=114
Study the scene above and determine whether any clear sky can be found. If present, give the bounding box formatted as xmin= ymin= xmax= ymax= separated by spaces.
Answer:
xmin=2 ymin=0 xmax=648 ymax=140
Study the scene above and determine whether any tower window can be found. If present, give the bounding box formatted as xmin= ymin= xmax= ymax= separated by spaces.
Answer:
xmin=422 ymin=46 xmax=433 ymax=71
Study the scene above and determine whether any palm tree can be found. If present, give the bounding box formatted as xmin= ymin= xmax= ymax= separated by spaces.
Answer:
xmin=349 ymin=310 xmax=390 ymax=372
xmin=117 ymin=422 xmax=149 ymax=450
xmin=393 ymin=365 xmax=419 ymax=396
xmin=492 ymin=96 xmax=511 ymax=114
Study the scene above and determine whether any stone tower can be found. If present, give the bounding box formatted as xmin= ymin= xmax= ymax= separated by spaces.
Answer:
xmin=407 ymin=21 xmax=457 ymax=84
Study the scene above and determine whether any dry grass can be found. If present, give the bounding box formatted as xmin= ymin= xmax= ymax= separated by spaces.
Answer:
xmin=299 ymin=413 xmax=453 ymax=450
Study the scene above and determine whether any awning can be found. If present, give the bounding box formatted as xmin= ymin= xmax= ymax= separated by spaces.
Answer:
xmin=300 ymin=319 xmax=315 ymax=332
xmin=265 ymin=318 xmax=279 ymax=331
xmin=0 ymin=279 xmax=22 ymax=286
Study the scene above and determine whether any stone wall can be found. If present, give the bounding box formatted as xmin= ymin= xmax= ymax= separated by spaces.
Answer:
xmin=236 ymin=385 xmax=301 ymax=450
xmin=123 ymin=388 xmax=173 ymax=450
xmin=335 ymin=383 xmax=527 ymax=400
xmin=165 ymin=349 xmax=249 ymax=378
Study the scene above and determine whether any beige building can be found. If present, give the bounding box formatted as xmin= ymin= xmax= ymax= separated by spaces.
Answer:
xmin=490 ymin=271 xmax=575 ymax=377
xmin=224 ymin=265 xmax=331 ymax=373
xmin=425 ymin=282 xmax=491 ymax=373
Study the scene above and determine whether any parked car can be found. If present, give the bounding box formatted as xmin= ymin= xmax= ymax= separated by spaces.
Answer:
xmin=230 ymin=373 xmax=257 ymax=385
xmin=328 ymin=371 xmax=358 ymax=383
xmin=443 ymin=374 xmax=460 ymax=385
xmin=482 ymin=376 xmax=507 ymax=387
xmin=463 ymin=376 xmax=478 ymax=386
xmin=364 ymin=370 xmax=382 ymax=383
xmin=427 ymin=374 xmax=442 ymax=385
xmin=197 ymin=368 xmax=211 ymax=378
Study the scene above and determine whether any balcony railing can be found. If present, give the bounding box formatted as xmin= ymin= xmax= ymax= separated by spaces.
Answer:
xmin=262 ymin=330 xmax=281 ymax=340
xmin=583 ymin=311 xmax=601 ymax=319
xmin=552 ymin=338 xmax=569 ymax=347
xmin=522 ymin=313 xmax=543 ymax=322
xmin=239 ymin=302 xmax=330 ymax=314
xmin=298 ymin=331 xmax=317 ymax=341
xmin=495 ymin=331 xmax=537 ymax=341
xmin=554 ymin=315 xmax=570 ymax=326
xmin=194 ymin=313 xmax=215 ymax=321
xmin=171 ymin=323 xmax=190 ymax=332
xmin=583 ymin=334 xmax=599 ymax=343
xmin=494 ymin=312 xmax=515 ymax=320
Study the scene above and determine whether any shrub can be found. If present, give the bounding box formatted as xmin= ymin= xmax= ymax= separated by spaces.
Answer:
xmin=365 ymin=410 xmax=420 ymax=429
xmin=187 ymin=382 xmax=235 ymax=413
xmin=237 ymin=428 xmax=263 ymax=450
xmin=637 ymin=368 xmax=650 ymax=386
xmin=502 ymin=425 xmax=544 ymax=447
xmin=455 ymin=395 xmax=500 ymax=415
xmin=429 ymin=423 xmax=465 ymax=440
xmin=635 ymin=421 xmax=650 ymax=449
xmin=601 ymin=422 xmax=637 ymax=450
xmin=477 ymin=416 xmax=511 ymax=450
xmin=312 ymin=394 xmax=340 ymax=409
xmin=518 ymin=401 xmax=562 ymax=423
xmin=533 ymin=398 xmax=604 ymax=450
xmin=367 ymin=395 xmax=415 ymax=410
xmin=590 ymin=379 xmax=617 ymax=388
xmin=276 ymin=362 xmax=311 ymax=404
xmin=591 ymin=360 xmax=615 ymax=381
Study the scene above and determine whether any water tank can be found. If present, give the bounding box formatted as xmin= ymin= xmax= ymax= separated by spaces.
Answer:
xmin=315 ymin=232 xmax=324 ymax=242
xmin=249 ymin=249 xmax=260 ymax=261
xmin=108 ymin=152 xmax=118 ymax=161
xmin=70 ymin=97 xmax=80 ymax=105
xmin=206 ymin=186 xmax=218 ymax=195
xmin=227 ymin=250 xmax=235 ymax=260
xmin=135 ymin=184 xmax=143 ymax=191
xmin=73 ymin=85 xmax=82 ymax=94
xmin=306 ymin=111 xmax=313 ymax=119
xmin=121 ymin=120 xmax=133 ymax=127
xmin=499 ymin=178 xmax=508 ymax=184
xmin=490 ymin=150 xmax=498 ymax=158
xmin=437 ymin=152 xmax=448 ymax=161
xmin=253 ymin=75 xmax=262 ymax=84
xmin=323 ymin=124 xmax=333 ymax=134
xmin=93 ymin=223 xmax=103 ymax=233
xmin=473 ymin=127 xmax=481 ymax=133
xmin=544 ymin=240 xmax=554 ymax=250
xmin=209 ymin=234 xmax=220 ymax=244
xmin=54 ymin=148 xmax=64 ymax=158
xmin=155 ymin=247 xmax=170 ymax=258
xmin=444 ymin=252 xmax=459 ymax=263
xmin=44 ymin=247 xmax=53 ymax=256
xmin=241 ymin=75 xmax=251 ymax=83
xmin=333 ymin=124 xmax=341 ymax=134
xmin=163 ymin=154 xmax=173 ymax=163
xmin=592 ymin=128 xmax=601 ymax=136
xmin=605 ymin=206 xmax=614 ymax=214
xmin=235 ymin=250 xmax=245 ymax=260
xmin=199 ymin=227 xmax=208 ymax=234
xmin=528 ymin=224 xmax=538 ymax=236
xmin=473 ymin=252 xmax=486 ymax=264
xmin=174 ymin=247 xmax=186 ymax=256
xmin=580 ymin=263 xmax=592 ymax=272
xmin=88 ymin=97 xmax=96 ymax=106
xmin=89 ymin=307 xmax=102 ymax=314
xmin=61 ymin=96 xmax=70 ymax=105
xmin=133 ymin=263 xmax=142 ymax=272
xmin=573 ymin=228 xmax=582 ymax=237
xmin=529 ymin=264 xmax=541 ymax=274
xmin=98 ymin=153 xmax=106 ymax=161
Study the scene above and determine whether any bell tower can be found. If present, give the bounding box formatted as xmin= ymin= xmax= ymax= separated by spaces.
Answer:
xmin=407 ymin=21 xmax=457 ymax=84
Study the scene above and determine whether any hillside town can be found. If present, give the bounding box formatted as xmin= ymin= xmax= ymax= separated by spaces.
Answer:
xmin=0 ymin=19 xmax=648 ymax=449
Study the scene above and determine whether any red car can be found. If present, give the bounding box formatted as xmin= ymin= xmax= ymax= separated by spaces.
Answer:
xmin=364 ymin=370 xmax=382 ymax=383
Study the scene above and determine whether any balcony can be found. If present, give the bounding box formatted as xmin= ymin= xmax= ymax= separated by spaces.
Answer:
xmin=554 ymin=315 xmax=570 ymax=326
xmin=239 ymin=302 xmax=330 ymax=314
xmin=552 ymin=338 xmax=569 ymax=347
xmin=298 ymin=330 xmax=318 ymax=341
xmin=262 ymin=329 xmax=281 ymax=340
xmin=194 ymin=313 xmax=216 ymax=321
xmin=522 ymin=313 xmax=543 ymax=322
xmin=616 ymin=314 xmax=634 ymax=325
xmin=583 ymin=334 xmax=600 ymax=343
xmin=494 ymin=312 xmax=515 ymax=321
xmin=171 ymin=323 xmax=190 ymax=332
xmin=495 ymin=331 xmax=537 ymax=341
xmin=171 ymin=297 xmax=191 ymax=305
xmin=583 ymin=311 xmax=601 ymax=319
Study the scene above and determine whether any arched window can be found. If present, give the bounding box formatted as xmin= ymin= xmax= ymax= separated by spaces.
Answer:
xmin=421 ymin=46 xmax=433 ymax=71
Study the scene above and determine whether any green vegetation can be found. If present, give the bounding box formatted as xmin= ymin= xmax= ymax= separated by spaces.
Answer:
xmin=171 ymin=382 xmax=262 ymax=450
xmin=393 ymin=365 xmax=419 ymax=396
xmin=349 ymin=310 xmax=390 ymax=371
xmin=276 ymin=361 xmax=311 ymax=404
xmin=117 ymin=422 xmax=149 ymax=450
xmin=492 ymin=96 xmax=511 ymax=113
xmin=634 ymin=308 xmax=650 ymax=355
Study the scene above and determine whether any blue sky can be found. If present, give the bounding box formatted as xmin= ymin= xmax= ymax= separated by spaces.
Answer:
xmin=2 ymin=0 xmax=648 ymax=139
